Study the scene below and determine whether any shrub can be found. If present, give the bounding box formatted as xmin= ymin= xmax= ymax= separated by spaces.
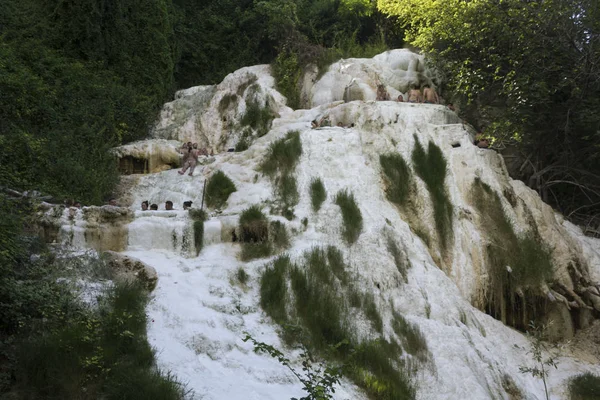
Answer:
xmin=310 ymin=177 xmax=327 ymax=212
xmin=412 ymin=137 xmax=453 ymax=250
xmin=260 ymin=130 xmax=302 ymax=177
xmin=569 ymin=372 xmax=600 ymax=400
xmin=380 ymin=153 xmax=412 ymax=207
xmin=240 ymin=242 xmax=272 ymax=261
xmin=271 ymin=50 xmax=302 ymax=110
xmin=205 ymin=170 xmax=237 ymax=209
xmin=334 ymin=189 xmax=363 ymax=245
xmin=235 ymin=136 xmax=251 ymax=152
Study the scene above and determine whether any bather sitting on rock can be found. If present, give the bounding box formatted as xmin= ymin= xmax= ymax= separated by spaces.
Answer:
xmin=183 ymin=201 xmax=193 ymax=210
xmin=141 ymin=201 xmax=149 ymax=211
xmin=407 ymin=86 xmax=423 ymax=103
xmin=376 ymin=84 xmax=390 ymax=101
xmin=165 ymin=201 xmax=174 ymax=210
xmin=150 ymin=203 xmax=158 ymax=210
xmin=423 ymin=84 xmax=439 ymax=104
xmin=447 ymin=103 xmax=456 ymax=112
xmin=397 ymin=95 xmax=404 ymax=102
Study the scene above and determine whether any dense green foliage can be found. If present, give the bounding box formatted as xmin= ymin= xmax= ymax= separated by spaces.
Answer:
xmin=260 ymin=130 xmax=303 ymax=177
xmin=411 ymin=138 xmax=453 ymax=250
xmin=239 ymin=205 xmax=272 ymax=261
xmin=471 ymin=178 xmax=554 ymax=328
xmin=378 ymin=0 xmax=600 ymax=229
xmin=205 ymin=170 xmax=237 ymax=209
xmin=260 ymin=247 xmax=422 ymax=399
xmin=334 ymin=189 xmax=363 ymax=245
xmin=569 ymin=372 xmax=600 ymax=400
xmin=1 ymin=0 xmax=403 ymax=204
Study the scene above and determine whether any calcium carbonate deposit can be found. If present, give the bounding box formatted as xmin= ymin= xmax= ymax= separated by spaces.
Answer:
xmin=46 ymin=49 xmax=600 ymax=400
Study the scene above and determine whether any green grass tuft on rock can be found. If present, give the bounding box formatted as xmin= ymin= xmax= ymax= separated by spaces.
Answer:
xmin=569 ymin=372 xmax=600 ymax=400
xmin=412 ymin=137 xmax=453 ymax=250
xmin=205 ymin=170 xmax=237 ymax=209
xmin=260 ymin=255 xmax=291 ymax=323
xmin=241 ymin=97 xmax=275 ymax=137
xmin=380 ymin=153 xmax=412 ymax=207
xmin=260 ymin=130 xmax=302 ymax=177
xmin=277 ymin=174 xmax=299 ymax=208
xmin=270 ymin=220 xmax=290 ymax=250
xmin=309 ymin=177 xmax=327 ymax=212
xmin=236 ymin=267 xmax=249 ymax=285
xmin=334 ymin=189 xmax=363 ymax=245
xmin=189 ymin=208 xmax=208 ymax=256
xmin=239 ymin=205 xmax=271 ymax=261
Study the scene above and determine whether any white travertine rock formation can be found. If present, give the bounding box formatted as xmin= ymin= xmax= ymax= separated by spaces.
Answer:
xmin=44 ymin=50 xmax=600 ymax=400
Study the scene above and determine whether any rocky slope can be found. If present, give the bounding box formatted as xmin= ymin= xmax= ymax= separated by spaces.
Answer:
xmin=42 ymin=49 xmax=600 ymax=400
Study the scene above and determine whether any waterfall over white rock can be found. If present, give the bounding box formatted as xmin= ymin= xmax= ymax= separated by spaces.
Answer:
xmin=44 ymin=50 xmax=600 ymax=400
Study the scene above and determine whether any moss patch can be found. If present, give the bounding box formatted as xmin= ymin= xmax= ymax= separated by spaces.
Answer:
xmin=241 ymin=94 xmax=275 ymax=137
xmin=309 ymin=177 xmax=327 ymax=212
xmin=189 ymin=209 xmax=208 ymax=256
xmin=471 ymin=178 xmax=554 ymax=328
xmin=334 ymin=189 xmax=363 ymax=245
xmin=380 ymin=153 xmax=412 ymax=207
xmin=205 ymin=170 xmax=237 ymax=209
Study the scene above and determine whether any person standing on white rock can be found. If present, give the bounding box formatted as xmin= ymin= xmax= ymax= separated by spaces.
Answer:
xmin=178 ymin=142 xmax=198 ymax=176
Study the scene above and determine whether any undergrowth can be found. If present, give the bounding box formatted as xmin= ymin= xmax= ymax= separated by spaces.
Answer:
xmin=334 ymin=189 xmax=363 ymax=245
xmin=205 ymin=170 xmax=237 ymax=209
xmin=14 ymin=281 xmax=188 ymax=400
xmin=568 ymin=372 xmax=600 ymax=400
xmin=471 ymin=178 xmax=554 ymax=327
xmin=259 ymin=246 xmax=424 ymax=400
xmin=310 ymin=177 xmax=327 ymax=212
xmin=380 ymin=153 xmax=412 ymax=207
xmin=411 ymin=137 xmax=453 ymax=250
xmin=236 ymin=267 xmax=249 ymax=285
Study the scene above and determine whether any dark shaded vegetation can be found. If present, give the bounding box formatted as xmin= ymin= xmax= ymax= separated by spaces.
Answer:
xmin=241 ymin=96 xmax=276 ymax=138
xmin=260 ymin=246 xmax=426 ymax=400
xmin=310 ymin=177 xmax=327 ymax=212
xmin=412 ymin=138 xmax=453 ymax=250
xmin=334 ymin=189 xmax=363 ymax=245
xmin=0 ymin=195 xmax=187 ymax=398
xmin=387 ymin=235 xmax=409 ymax=283
xmin=569 ymin=372 xmax=600 ymax=400
xmin=205 ymin=170 xmax=237 ymax=209
xmin=236 ymin=267 xmax=249 ymax=285
xmin=239 ymin=205 xmax=271 ymax=261
xmin=471 ymin=178 xmax=554 ymax=329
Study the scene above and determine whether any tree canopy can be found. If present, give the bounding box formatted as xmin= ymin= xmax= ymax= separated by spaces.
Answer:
xmin=378 ymin=0 xmax=600 ymax=229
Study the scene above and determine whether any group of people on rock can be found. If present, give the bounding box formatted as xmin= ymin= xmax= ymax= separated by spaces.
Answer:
xmin=140 ymin=200 xmax=194 ymax=211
